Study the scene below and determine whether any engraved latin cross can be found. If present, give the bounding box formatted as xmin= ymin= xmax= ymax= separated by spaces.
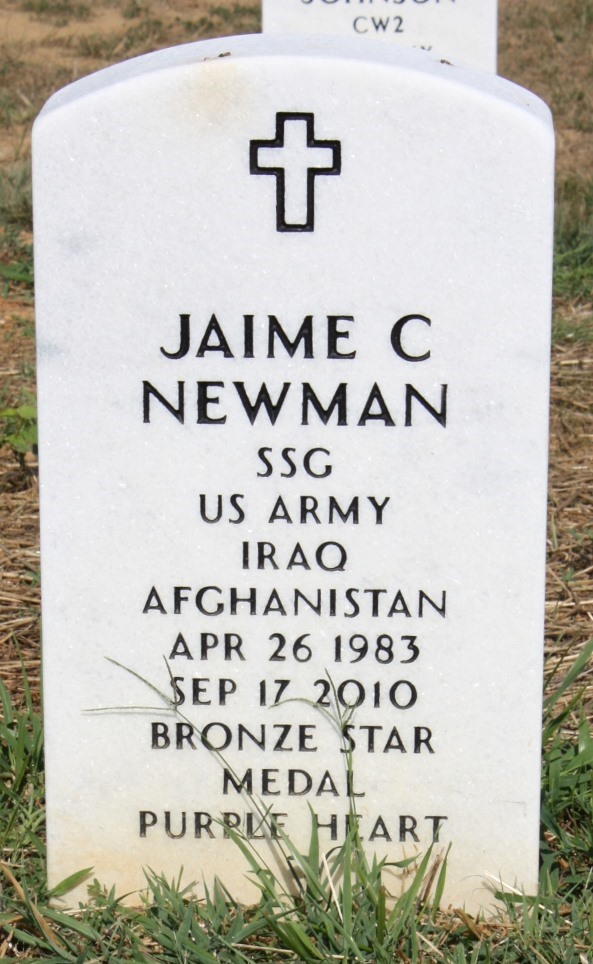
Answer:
xmin=250 ymin=112 xmax=342 ymax=232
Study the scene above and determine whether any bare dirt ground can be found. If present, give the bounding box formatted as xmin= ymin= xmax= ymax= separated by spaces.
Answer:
xmin=0 ymin=0 xmax=592 ymax=722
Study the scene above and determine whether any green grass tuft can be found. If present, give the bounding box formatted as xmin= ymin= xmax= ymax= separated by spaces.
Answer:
xmin=21 ymin=0 xmax=92 ymax=26
xmin=554 ymin=175 xmax=593 ymax=304
xmin=0 ymin=651 xmax=592 ymax=961
xmin=0 ymin=164 xmax=32 ymax=233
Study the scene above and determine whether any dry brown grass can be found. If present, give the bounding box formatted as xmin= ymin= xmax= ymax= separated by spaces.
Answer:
xmin=0 ymin=0 xmax=592 ymax=723
xmin=547 ymin=334 xmax=593 ymax=725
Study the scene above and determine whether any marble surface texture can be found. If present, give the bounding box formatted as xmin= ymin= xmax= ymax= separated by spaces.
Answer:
xmin=34 ymin=33 xmax=553 ymax=911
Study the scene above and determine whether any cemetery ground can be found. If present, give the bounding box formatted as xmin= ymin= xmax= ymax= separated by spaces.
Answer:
xmin=0 ymin=0 xmax=592 ymax=960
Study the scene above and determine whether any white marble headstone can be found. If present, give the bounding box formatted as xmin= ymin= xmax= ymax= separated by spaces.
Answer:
xmin=263 ymin=0 xmax=498 ymax=72
xmin=34 ymin=34 xmax=553 ymax=913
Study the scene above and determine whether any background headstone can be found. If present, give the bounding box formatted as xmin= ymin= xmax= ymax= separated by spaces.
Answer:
xmin=262 ymin=0 xmax=498 ymax=72
xmin=34 ymin=34 xmax=553 ymax=912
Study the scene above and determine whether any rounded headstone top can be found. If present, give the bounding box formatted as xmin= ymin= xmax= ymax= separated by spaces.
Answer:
xmin=36 ymin=33 xmax=551 ymax=131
